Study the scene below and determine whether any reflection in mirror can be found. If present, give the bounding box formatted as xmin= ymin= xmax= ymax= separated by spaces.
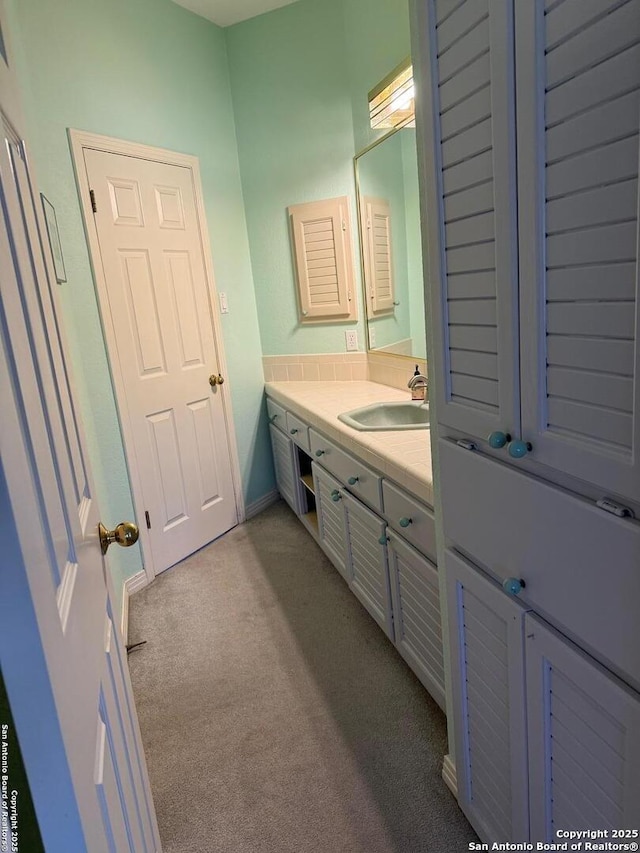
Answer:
xmin=355 ymin=126 xmax=426 ymax=360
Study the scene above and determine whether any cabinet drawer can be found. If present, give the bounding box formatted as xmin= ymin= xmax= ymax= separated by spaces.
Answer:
xmin=382 ymin=480 xmax=436 ymax=563
xmin=286 ymin=412 xmax=310 ymax=453
xmin=440 ymin=438 xmax=640 ymax=688
xmin=266 ymin=397 xmax=287 ymax=433
xmin=310 ymin=429 xmax=383 ymax=512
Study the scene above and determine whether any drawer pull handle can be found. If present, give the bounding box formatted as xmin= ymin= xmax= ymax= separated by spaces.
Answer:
xmin=378 ymin=534 xmax=389 ymax=545
xmin=399 ymin=517 xmax=412 ymax=528
xmin=488 ymin=431 xmax=511 ymax=449
xmin=290 ymin=428 xmax=298 ymax=435
xmin=508 ymin=440 xmax=532 ymax=459
xmin=347 ymin=476 xmax=359 ymax=485
xmin=503 ymin=577 xmax=526 ymax=596
xmin=331 ymin=490 xmax=342 ymax=502
xmin=315 ymin=450 xmax=325 ymax=457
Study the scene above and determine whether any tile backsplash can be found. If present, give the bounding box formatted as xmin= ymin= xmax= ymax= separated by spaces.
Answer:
xmin=263 ymin=353 xmax=367 ymax=382
xmin=262 ymin=351 xmax=427 ymax=392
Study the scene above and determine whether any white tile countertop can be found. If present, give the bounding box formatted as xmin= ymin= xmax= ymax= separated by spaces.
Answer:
xmin=265 ymin=381 xmax=434 ymax=507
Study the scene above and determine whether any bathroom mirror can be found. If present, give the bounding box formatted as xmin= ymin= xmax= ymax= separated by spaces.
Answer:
xmin=355 ymin=125 xmax=427 ymax=360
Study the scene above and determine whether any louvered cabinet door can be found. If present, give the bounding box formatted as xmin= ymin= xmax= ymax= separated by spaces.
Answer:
xmin=312 ymin=462 xmax=349 ymax=582
xmin=445 ymin=549 xmax=529 ymax=843
xmin=361 ymin=197 xmax=395 ymax=314
xmin=418 ymin=0 xmax=520 ymax=439
xmin=288 ymin=197 xmax=356 ymax=322
xmin=388 ymin=532 xmax=445 ymax=710
xmin=515 ymin=0 xmax=640 ymax=501
xmin=343 ymin=492 xmax=394 ymax=640
xmin=525 ymin=614 xmax=640 ymax=840
xmin=269 ymin=424 xmax=302 ymax=515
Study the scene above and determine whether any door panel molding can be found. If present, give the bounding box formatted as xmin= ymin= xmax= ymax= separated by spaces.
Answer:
xmin=69 ymin=129 xmax=245 ymax=579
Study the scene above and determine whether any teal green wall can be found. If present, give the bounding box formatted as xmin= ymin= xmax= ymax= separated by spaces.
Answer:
xmin=226 ymin=0 xmax=364 ymax=356
xmin=344 ymin=0 xmax=412 ymax=152
xmin=227 ymin=0 xmax=411 ymax=356
xmin=7 ymin=0 xmax=274 ymax=609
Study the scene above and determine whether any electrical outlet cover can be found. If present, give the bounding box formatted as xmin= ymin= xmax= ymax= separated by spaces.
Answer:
xmin=345 ymin=330 xmax=358 ymax=351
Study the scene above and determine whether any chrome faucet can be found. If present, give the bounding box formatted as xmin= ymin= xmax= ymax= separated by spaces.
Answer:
xmin=408 ymin=368 xmax=428 ymax=402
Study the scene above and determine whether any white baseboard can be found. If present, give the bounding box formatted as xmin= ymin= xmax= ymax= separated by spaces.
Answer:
xmin=121 ymin=569 xmax=149 ymax=645
xmin=442 ymin=754 xmax=458 ymax=798
xmin=245 ymin=489 xmax=280 ymax=520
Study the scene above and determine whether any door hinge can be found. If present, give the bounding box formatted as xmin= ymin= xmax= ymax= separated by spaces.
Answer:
xmin=596 ymin=498 xmax=634 ymax=519
xmin=145 ymin=510 xmax=151 ymax=529
xmin=90 ymin=189 xmax=97 ymax=213
xmin=457 ymin=439 xmax=477 ymax=452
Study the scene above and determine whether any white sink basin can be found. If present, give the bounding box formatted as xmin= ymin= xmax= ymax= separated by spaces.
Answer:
xmin=338 ymin=402 xmax=430 ymax=431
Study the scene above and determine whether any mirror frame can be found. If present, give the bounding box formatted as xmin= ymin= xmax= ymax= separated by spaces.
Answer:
xmin=354 ymin=115 xmax=423 ymax=363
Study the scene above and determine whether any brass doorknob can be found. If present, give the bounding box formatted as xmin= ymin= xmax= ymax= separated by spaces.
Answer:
xmin=99 ymin=521 xmax=139 ymax=555
xmin=209 ymin=373 xmax=224 ymax=387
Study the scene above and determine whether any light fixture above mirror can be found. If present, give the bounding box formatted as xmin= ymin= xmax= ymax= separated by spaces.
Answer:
xmin=368 ymin=57 xmax=415 ymax=130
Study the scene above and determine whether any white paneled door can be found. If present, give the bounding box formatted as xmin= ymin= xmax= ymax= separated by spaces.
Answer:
xmin=81 ymin=148 xmax=239 ymax=574
xmin=0 ymin=28 xmax=161 ymax=852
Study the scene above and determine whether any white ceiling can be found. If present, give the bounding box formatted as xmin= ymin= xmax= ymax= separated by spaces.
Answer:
xmin=171 ymin=0 xmax=300 ymax=27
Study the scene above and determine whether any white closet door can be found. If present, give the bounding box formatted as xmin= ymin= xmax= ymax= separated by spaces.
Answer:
xmin=526 ymin=614 xmax=640 ymax=840
xmin=516 ymin=0 xmax=640 ymax=501
xmin=445 ymin=549 xmax=529 ymax=844
xmin=418 ymin=0 xmax=520 ymax=440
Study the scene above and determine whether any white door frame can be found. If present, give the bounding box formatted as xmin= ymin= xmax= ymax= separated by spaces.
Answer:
xmin=69 ymin=129 xmax=245 ymax=581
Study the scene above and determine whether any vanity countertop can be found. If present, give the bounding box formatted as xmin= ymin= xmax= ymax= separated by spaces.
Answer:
xmin=265 ymin=381 xmax=434 ymax=507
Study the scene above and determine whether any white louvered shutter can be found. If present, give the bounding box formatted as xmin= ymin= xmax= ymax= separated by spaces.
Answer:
xmin=289 ymin=197 xmax=356 ymax=322
xmin=362 ymin=197 xmax=395 ymax=313
xmin=445 ymin=549 xmax=530 ymax=844
xmin=526 ymin=614 xmax=640 ymax=841
xmin=516 ymin=0 xmax=640 ymax=501
xmin=418 ymin=0 xmax=520 ymax=439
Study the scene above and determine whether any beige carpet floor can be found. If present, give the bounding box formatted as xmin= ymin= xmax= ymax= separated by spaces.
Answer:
xmin=128 ymin=501 xmax=477 ymax=853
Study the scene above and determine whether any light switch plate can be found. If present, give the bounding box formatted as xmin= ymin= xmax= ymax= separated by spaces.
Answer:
xmin=345 ymin=330 xmax=358 ymax=351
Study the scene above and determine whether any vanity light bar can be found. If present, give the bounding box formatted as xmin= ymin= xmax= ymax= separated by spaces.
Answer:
xmin=368 ymin=58 xmax=415 ymax=130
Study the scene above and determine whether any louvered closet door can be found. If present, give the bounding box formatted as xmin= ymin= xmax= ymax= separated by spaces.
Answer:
xmin=445 ymin=549 xmax=529 ymax=843
xmin=420 ymin=0 xmax=520 ymax=439
xmin=516 ymin=0 xmax=640 ymax=501
xmin=526 ymin=614 xmax=640 ymax=840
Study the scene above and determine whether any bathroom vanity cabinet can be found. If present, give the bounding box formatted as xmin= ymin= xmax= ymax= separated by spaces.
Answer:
xmin=266 ymin=392 xmax=445 ymax=711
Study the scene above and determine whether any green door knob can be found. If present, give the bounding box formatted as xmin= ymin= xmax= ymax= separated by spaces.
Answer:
xmin=378 ymin=534 xmax=388 ymax=545
xmin=331 ymin=490 xmax=342 ymax=502
xmin=347 ymin=476 xmax=359 ymax=485
xmin=315 ymin=449 xmax=325 ymax=457
xmin=399 ymin=517 xmax=412 ymax=528
xmin=290 ymin=428 xmax=298 ymax=435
